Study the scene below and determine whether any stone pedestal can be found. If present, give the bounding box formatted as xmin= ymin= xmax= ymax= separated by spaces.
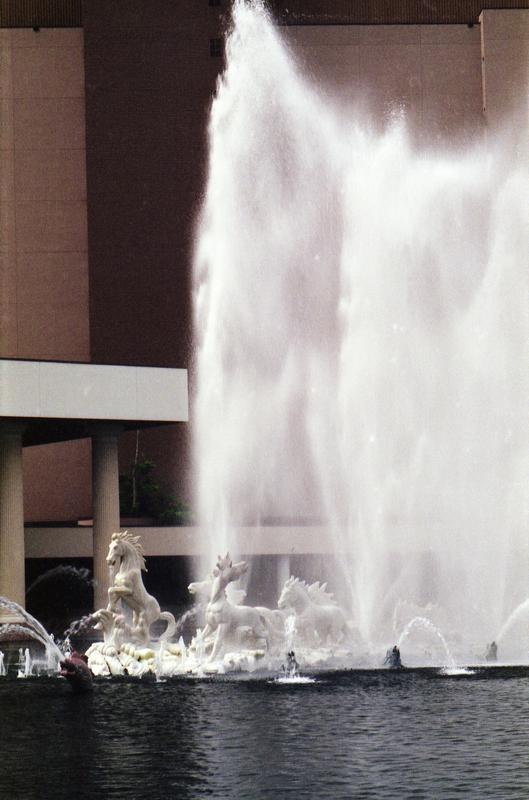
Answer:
xmin=92 ymin=426 xmax=121 ymax=611
xmin=0 ymin=424 xmax=25 ymax=606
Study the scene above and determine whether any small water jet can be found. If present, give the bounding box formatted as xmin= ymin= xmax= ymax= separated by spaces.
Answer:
xmin=26 ymin=565 xmax=95 ymax=637
xmin=61 ymin=614 xmax=97 ymax=643
xmin=284 ymin=614 xmax=297 ymax=652
xmin=383 ymin=645 xmax=403 ymax=669
xmin=485 ymin=641 xmax=498 ymax=662
xmin=17 ymin=648 xmax=32 ymax=679
xmin=494 ymin=599 xmax=529 ymax=661
xmin=397 ymin=617 xmax=456 ymax=669
xmin=282 ymin=650 xmax=299 ymax=678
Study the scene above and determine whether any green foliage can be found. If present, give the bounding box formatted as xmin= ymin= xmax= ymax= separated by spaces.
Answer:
xmin=119 ymin=457 xmax=193 ymax=526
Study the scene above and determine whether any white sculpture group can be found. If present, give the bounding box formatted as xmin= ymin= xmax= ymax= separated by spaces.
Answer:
xmin=190 ymin=554 xmax=349 ymax=661
xmin=86 ymin=531 xmax=351 ymax=676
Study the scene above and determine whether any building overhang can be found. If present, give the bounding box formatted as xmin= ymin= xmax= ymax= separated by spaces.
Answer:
xmin=0 ymin=359 xmax=188 ymax=446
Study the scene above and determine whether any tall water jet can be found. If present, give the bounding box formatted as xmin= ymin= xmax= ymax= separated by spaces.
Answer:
xmin=194 ymin=0 xmax=529 ymax=660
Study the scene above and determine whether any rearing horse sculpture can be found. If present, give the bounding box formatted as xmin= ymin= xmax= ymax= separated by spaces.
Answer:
xmin=101 ymin=531 xmax=176 ymax=647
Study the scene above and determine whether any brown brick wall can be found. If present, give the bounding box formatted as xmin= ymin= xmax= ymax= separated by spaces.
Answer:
xmin=270 ymin=0 xmax=529 ymax=25
xmin=83 ymin=1 xmax=224 ymax=369
xmin=0 ymin=0 xmax=82 ymax=27
xmin=4 ymin=1 xmax=529 ymax=28
xmin=83 ymin=0 xmax=226 ymax=504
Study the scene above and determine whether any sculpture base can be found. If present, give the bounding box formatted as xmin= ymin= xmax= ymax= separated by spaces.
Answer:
xmin=85 ymin=640 xmax=270 ymax=677
xmin=85 ymin=640 xmax=359 ymax=677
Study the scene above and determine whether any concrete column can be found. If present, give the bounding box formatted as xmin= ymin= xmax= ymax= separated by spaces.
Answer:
xmin=92 ymin=425 xmax=121 ymax=611
xmin=0 ymin=423 xmax=25 ymax=606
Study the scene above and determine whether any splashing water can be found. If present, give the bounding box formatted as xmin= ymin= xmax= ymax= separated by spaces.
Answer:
xmin=494 ymin=597 xmax=529 ymax=660
xmin=397 ymin=616 xmax=456 ymax=668
xmin=26 ymin=565 xmax=94 ymax=597
xmin=0 ymin=597 xmax=64 ymax=669
xmin=61 ymin=614 xmax=96 ymax=643
xmin=17 ymin=647 xmax=33 ymax=678
xmin=193 ymin=0 xmax=529 ymax=659
xmin=272 ymin=675 xmax=316 ymax=685
xmin=284 ymin=615 xmax=297 ymax=652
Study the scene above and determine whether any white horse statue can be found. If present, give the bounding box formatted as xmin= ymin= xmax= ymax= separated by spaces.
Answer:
xmin=278 ymin=576 xmax=349 ymax=646
xmin=101 ymin=531 xmax=176 ymax=647
xmin=189 ymin=575 xmax=247 ymax=609
xmin=200 ymin=553 xmax=272 ymax=661
xmin=189 ymin=568 xmax=285 ymax=657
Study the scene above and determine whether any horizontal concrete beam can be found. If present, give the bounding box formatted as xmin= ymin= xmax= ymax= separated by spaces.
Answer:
xmin=0 ymin=360 xmax=188 ymax=424
xmin=25 ymin=526 xmax=340 ymax=558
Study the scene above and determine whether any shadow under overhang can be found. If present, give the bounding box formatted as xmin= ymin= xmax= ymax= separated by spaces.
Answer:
xmin=0 ymin=417 xmax=178 ymax=447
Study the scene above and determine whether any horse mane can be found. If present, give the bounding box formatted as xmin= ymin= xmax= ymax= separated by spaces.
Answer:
xmin=284 ymin=576 xmax=337 ymax=606
xmin=216 ymin=553 xmax=233 ymax=571
xmin=306 ymin=581 xmax=336 ymax=606
xmin=111 ymin=530 xmax=147 ymax=572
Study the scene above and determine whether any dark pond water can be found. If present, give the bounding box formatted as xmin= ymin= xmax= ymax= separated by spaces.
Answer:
xmin=1 ymin=667 xmax=529 ymax=799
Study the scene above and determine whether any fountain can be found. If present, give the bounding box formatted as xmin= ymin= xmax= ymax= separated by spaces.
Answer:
xmin=1 ymin=1 xmax=527 ymax=678
xmin=83 ymin=531 xmax=351 ymax=676
xmin=193 ymin=0 xmax=529 ymax=665
xmin=0 ymin=596 xmax=64 ymax=674
xmin=493 ymin=598 xmax=529 ymax=662
xmin=4 ymin=4 xmax=529 ymax=797
xmin=397 ymin=616 xmax=456 ymax=669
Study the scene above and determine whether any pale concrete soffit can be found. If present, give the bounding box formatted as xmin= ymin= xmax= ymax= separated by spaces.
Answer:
xmin=0 ymin=360 xmax=188 ymax=423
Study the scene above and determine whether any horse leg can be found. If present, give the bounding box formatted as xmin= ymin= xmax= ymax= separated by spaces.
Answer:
xmin=256 ymin=616 xmax=270 ymax=652
xmin=209 ymin=623 xmax=228 ymax=662
xmin=107 ymin=585 xmax=132 ymax=612
xmin=202 ymin=622 xmax=213 ymax=638
xmin=130 ymin=611 xmax=150 ymax=647
xmin=107 ymin=587 xmax=120 ymax=613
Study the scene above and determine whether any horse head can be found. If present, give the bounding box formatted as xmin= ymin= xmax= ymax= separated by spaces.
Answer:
xmin=188 ymin=577 xmax=213 ymax=603
xmin=92 ymin=609 xmax=131 ymax=646
xmin=106 ymin=531 xmax=146 ymax=573
xmin=212 ymin=553 xmax=248 ymax=585
xmin=278 ymin=576 xmax=300 ymax=610
xmin=92 ymin=608 xmax=114 ymax=635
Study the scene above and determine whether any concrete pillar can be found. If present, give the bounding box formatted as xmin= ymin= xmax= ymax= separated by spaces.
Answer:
xmin=0 ymin=423 xmax=25 ymax=606
xmin=92 ymin=425 xmax=121 ymax=611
